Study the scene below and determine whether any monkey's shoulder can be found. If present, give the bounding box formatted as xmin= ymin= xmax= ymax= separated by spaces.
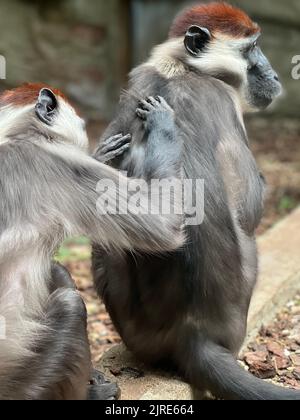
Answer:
xmin=129 ymin=64 xmax=168 ymax=96
xmin=0 ymin=140 xmax=74 ymax=191
xmin=0 ymin=139 xmax=38 ymax=169
xmin=129 ymin=65 xmax=237 ymax=118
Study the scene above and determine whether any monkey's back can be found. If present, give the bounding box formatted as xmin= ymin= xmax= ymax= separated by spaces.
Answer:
xmin=93 ymin=65 xmax=262 ymax=359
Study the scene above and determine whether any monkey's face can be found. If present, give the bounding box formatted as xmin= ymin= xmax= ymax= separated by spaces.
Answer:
xmin=0 ymin=84 xmax=88 ymax=150
xmin=244 ymin=37 xmax=282 ymax=110
xmin=184 ymin=27 xmax=282 ymax=113
xmin=168 ymin=3 xmax=282 ymax=113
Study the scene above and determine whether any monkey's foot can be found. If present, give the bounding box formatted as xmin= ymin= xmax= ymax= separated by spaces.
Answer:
xmin=136 ymin=96 xmax=174 ymax=129
xmin=94 ymin=133 xmax=132 ymax=163
xmin=88 ymin=369 xmax=120 ymax=401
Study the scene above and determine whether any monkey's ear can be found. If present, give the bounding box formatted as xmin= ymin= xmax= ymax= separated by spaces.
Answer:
xmin=35 ymin=88 xmax=58 ymax=125
xmin=184 ymin=26 xmax=211 ymax=56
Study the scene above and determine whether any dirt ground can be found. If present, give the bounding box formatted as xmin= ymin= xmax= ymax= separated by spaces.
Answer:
xmin=241 ymin=293 xmax=300 ymax=390
xmin=58 ymin=117 xmax=300 ymax=384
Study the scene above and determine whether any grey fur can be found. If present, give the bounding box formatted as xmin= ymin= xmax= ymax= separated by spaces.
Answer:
xmin=0 ymin=92 xmax=183 ymax=400
xmin=92 ymin=44 xmax=300 ymax=399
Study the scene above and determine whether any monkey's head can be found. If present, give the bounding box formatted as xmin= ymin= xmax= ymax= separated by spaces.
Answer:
xmin=0 ymin=83 xmax=88 ymax=149
xmin=166 ymin=2 xmax=282 ymax=112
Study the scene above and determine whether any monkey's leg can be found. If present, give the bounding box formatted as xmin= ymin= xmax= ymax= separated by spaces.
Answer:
xmin=49 ymin=262 xmax=76 ymax=292
xmin=10 ymin=286 xmax=90 ymax=400
xmin=4 ymin=285 xmax=91 ymax=400
xmin=46 ymin=263 xmax=119 ymax=400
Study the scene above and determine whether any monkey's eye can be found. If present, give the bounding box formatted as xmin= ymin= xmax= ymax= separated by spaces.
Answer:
xmin=244 ymin=41 xmax=258 ymax=55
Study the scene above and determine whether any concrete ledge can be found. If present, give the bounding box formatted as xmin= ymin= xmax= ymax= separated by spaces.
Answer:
xmin=246 ymin=207 xmax=300 ymax=345
xmin=98 ymin=207 xmax=300 ymax=400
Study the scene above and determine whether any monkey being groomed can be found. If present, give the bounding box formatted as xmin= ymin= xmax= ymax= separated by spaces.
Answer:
xmin=92 ymin=3 xmax=300 ymax=400
xmin=0 ymin=84 xmax=184 ymax=400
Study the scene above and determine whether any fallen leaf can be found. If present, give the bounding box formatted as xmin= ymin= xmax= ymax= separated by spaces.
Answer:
xmin=267 ymin=342 xmax=285 ymax=357
xmin=290 ymin=354 xmax=300 ymax=367
xmin=273 ymin=356 xmax=290 ymax=370
xmin=248 ymin=361 xmax=276 ymax=380
xmin=244 ymin=351 xmax=268 ymax=366
xmin=283 ymin=378 xmax=300 ymax=390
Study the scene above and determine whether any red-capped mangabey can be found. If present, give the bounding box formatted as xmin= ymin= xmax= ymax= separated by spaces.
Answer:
xmin=0 ymin=84 xmax=184 ymax=400
xmin=92 ymin=3 xmax=300 ymax=400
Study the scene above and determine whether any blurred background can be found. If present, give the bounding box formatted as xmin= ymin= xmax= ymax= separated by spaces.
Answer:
xmin=0 ymin=0 xmax=299 ymax=228
xmin=0 ymin=1 xmax=300 ymax=127
xmin=0 ymin=0 xmax=299 ymax=365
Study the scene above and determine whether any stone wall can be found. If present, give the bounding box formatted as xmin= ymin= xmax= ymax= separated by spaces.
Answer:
xmin=0 ymin=0 xmax=129 ymax=122
xmin=0 ymin=0 xmax=299 ymax=121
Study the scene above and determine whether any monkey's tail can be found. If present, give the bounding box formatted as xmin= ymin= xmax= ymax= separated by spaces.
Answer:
xmin=178 ymin=336 xmax=300 ymax=400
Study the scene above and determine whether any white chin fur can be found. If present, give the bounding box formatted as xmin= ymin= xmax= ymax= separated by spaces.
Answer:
xmin=187 ymin=38 xmax=248 ymax=82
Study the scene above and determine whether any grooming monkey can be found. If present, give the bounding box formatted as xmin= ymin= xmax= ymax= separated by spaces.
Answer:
xmin=0 ymin=84 xmax=183 ymax=400
xmin=92 ymin=3 xmax=300 ymax=400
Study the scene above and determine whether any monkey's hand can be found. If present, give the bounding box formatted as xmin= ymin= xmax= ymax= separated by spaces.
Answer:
xmin=136 ymin=96 xmax=175 ymax=132
xmin=136 ymin=96 xmax=181 ymax=180
xmin=94 ymin=133 xmax=132 ymax=164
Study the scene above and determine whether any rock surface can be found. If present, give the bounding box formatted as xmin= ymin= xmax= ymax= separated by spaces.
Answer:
xmin=98 ymin=345 xmax=193 ymax=401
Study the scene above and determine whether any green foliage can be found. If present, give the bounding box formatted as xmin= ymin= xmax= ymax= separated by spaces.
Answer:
xmin=278 ymin=196 xmax=298 ymax=213
xmin=55 ymin=236 xmax=91 ymax=263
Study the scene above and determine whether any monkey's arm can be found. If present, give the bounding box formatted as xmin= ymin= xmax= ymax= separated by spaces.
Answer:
xmin=54 ymin=96 xmax=183 ymax=252
xmin=43 ymin=144 xmax=184 ymax=253
xmin=230 ymin=142 xmax=266 ymax=235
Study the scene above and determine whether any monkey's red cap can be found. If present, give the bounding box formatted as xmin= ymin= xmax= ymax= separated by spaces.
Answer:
xmin=0 ymin=83 xmax=67 ymax=107
xmin=169 ymin=2 xmax=260 ymax=39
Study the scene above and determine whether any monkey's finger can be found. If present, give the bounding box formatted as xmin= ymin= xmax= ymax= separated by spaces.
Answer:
xmin=101 ymin=137 xmax=131 ymax=153
xmin=102 ymin=144 xmax=131 ymax=162
xmin=139 ymin=99 xmax=154 ymax=111
xmin=102 ymin=133 xmax=124 ymax=147
xmin=138 ymin=100 xmax=149 ymax=110
xmin=112 ymin=143 xmax=131 ymax=157
xmin=146 ymin=96 xmax=157 ymax=106
xmin=136 ymin=109 xmax=148 ymax=120
xmin=157 ymin=96 xmax=172 ymax=110
xmin=101 ymin=134 xmax=131 ymax=154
